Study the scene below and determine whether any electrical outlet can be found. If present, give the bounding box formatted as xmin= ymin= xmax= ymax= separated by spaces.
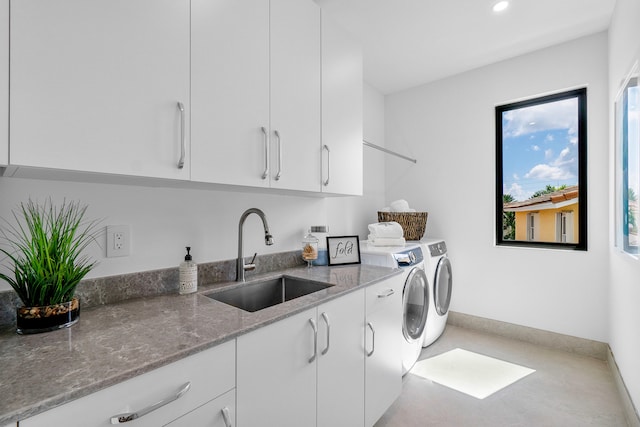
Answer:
xmin=107 ymin=225 xmax=131 ymax=257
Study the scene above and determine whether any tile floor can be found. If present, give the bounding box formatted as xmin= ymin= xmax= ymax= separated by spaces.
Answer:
xmin=375 ymin=325 xmax=629 ymax=427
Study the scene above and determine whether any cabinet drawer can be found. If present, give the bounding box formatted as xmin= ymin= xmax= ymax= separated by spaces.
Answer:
xmin=20 ymin=340 xmax=235 ymax=427
xmin=164 ymin=389 xmax=235 ymax=427
xmin=366 ymin=276 xmax=402 ymax=314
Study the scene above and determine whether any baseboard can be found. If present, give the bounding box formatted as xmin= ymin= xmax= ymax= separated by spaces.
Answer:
xmin=447 ymin=311 xmax=608 ymax=360
xmin=607 ymin=347 xmax=640 ymax=427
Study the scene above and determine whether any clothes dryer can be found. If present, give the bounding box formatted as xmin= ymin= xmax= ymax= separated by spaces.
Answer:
xmin=420 ymin=238 xmax=453 ymax=347
xmin=360 ymin=241 xmax=429 ymax=375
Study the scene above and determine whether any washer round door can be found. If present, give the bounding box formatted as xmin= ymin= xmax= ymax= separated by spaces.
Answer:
xmin=402 ymin=267 xmax=429 ymax=342
xmin=434 ymin=256 xmax=452 ymax=316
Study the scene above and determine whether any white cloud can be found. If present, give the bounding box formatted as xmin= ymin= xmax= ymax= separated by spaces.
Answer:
xmin=532 ymin=145 xmax=540 ymax=151
xmin=504 ymin=182 xmax=529 ymax=201
xmin=545 ymin=134 xmax=554 ymax=142
xmin=502 ymin=97 xmax=578 ymax=137
xmin=525 ymin=164 xmax=573 ymax=180
xmin=513 ymin=173 xmax=519 ymax=180
xmin=545 ymin=149 xmax=553 ymax=160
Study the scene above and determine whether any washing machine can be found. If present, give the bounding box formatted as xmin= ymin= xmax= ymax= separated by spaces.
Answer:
xmin=359 ymin=241 xmax=429 ymax=375
xmin=420 ymin=238 xmax=453 ymax=347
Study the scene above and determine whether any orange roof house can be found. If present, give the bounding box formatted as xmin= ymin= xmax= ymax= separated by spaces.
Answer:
xmin=503 ymin=186 xmax=579 ymax=243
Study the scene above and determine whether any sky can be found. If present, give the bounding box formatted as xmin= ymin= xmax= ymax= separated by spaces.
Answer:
xmin=501 ymin=97 xmax=579 ymax=201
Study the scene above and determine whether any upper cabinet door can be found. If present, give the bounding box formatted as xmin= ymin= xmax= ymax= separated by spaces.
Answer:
xmin=321 ymin=12 xmax=363 ymax=196
xmin=269 ymin=0 xmax=321 ymax=192
xmin=10 ymin=0 xmax=190 ymax=179
xmin=0 ymin=0 xmax=7 ymax=166
xmin=191 ymin=0 xmax=270 ymax=187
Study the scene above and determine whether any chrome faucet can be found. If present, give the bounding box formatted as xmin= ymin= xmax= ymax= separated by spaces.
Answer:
xmin=237 ymin=208 xmax=274 ymax=281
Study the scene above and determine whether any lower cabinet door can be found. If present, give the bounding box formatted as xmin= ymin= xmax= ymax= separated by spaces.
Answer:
xmin=236 ymin=307 xmax=317 ymax=427
xmin=164 ymin=389 xmax=235 ymax=427
xmin=316 ymin=289 xmax=365 ymax=427
xmin=365 ymin=278 xmax=402 ymax=427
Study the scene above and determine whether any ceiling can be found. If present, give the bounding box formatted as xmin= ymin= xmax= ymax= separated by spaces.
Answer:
xmin=314 ymin=0 xmax=616 ymax=94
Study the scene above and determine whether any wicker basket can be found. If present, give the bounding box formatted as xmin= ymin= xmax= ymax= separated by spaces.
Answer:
xmin=377 ymin=211 xmax=428 ymax=241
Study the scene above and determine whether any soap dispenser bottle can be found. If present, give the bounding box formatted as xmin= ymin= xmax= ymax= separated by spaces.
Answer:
xmin=179 ymin=247 xmax=198 ymax=294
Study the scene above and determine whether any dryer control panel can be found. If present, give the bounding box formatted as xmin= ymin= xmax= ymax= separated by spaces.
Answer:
xmin=393 ymin=247 xmax=424 ymax=266
xmin=428 ymin=241 xmax=447 ymax=257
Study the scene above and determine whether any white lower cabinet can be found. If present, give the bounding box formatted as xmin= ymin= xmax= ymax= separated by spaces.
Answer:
xmin=236 ymin=289 xmax=365 ymax=427
xmin=164 ymin=389 xmax=235 ymax=427
xmin=18 ymin=340 xmax=235 ymax=427
xmin=365 ymin=278 xmax=403 ymax=427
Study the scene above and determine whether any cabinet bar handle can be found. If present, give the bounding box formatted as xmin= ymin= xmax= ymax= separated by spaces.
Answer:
xmin=366 ymin=322 xmax=375 ymax=357
xmin=261 ymin=126 xmax=269 ymax=179
xmin=321 ymin=312 xmax=330 ymax=355
xmin=323 ymin=144 xmax=330 ymax=186
xmin=110 ymin=382 xmax=191 ymax=424
xmin=177 ymin=102 xmax=185 ymax=169
xmin=377 ymin=289 xmax=394 ymax=298
xmin=308 ymin=318 xmax=318 ymax=363
xmin=221 ymin=406 xmax=232 ymax=427
xmin=274 ymin=130 xmax=282 ymax=181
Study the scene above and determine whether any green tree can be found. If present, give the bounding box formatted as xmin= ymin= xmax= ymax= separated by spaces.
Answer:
xmin=502 ymin=194 xmax=515 ymax=240
xmin=629 ymin=188 xmax=638 ymax=230
xmin=530 ymin=184 xmax=567 ymax=199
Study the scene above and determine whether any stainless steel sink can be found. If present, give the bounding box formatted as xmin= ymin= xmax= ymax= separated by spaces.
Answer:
xmin=205 ymin=276 xmax=333 ymax=312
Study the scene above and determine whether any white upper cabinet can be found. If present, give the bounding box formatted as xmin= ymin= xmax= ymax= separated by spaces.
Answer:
xmin=191 ymin=0 xmax=321 ymax=192
xmin=191 ymin=0 xmax=270 ymax=188
xmin=269 ymin=0 xmax=321 ymax=192
xmin=9 ymin=0 xmax=190 ymax=179
xmin=0 ymin=0 xmax=7 ymax=166
xmin=321 ymin=11 xmax=363 ymax=195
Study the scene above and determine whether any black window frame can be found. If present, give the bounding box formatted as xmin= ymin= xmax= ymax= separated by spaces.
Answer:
xmin=495 ymin=88 xmax=588 ymax=251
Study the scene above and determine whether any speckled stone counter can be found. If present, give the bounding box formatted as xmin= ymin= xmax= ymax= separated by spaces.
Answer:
xmin=0 ymin=264 xmax=401 ymax=424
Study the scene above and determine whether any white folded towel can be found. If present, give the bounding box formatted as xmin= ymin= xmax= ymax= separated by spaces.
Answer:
xmin=367 ymin=236 xmax=406 ymax=246
xmin=368 ymin=222 xmax=404 ymax=239
xmin=379 ymin=206 xmax=391 ymax=212
xmin=390 ymin=199 xmax=410 ymax=212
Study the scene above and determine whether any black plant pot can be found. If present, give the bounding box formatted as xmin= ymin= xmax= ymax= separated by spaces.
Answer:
xmin=16 ymin=297 xmax=80 ymax=335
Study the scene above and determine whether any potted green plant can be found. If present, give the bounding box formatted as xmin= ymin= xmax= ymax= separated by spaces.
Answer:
xmin=0 ymin=199 xmax=101 ymax=334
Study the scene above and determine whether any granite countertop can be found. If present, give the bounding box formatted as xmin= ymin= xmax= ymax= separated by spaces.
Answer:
xmin=0 ymin=264 xmax=401 ymax=424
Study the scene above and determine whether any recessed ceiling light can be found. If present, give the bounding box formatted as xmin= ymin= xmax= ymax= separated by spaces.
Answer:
xmin=493 ymin=1 xmax=509 ymax=12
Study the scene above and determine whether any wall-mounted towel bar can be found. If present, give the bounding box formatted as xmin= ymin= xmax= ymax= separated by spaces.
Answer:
xmin=363 ymin=140 xmax=417 ymax=164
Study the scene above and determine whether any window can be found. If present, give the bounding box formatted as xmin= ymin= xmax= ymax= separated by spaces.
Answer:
xmin=615 ymin=61 xmax=639 ymax=255
xmin=527 ymin=213 xmax=538 ymax=241
xmin=495 ymin=88 xmax=587 ymax=250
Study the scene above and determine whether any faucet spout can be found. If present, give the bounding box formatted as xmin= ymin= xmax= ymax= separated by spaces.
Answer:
xmin=237 ymin=208 xmax=274 ymax=282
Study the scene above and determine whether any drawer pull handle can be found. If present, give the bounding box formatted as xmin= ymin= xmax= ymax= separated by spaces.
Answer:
xmin=321 ymin=312 xmax=330 ymax=355
xmin=109 ymin=381 xmax=191 ymax=424
xmin=221 ymin=406 xmax=232 ymax=427
xmin=309 ymin=318 xmax=318 ymax=363
xmin=366 ymin=322 xmax=375 ymax=357
xmin=377 ymin=289 xmax=394 ymax=298
xmin=323 ymin=144 xmax=330 ymax=186
xmin=177 ymin=102 xmax=186 ymax=169
xmin=274 ymin=129 xmax=282 ymax=181
xmin=261 ymin=126 xmax=269 ymax=179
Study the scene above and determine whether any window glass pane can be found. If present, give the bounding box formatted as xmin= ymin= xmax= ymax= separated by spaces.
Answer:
xmin=616 ymin=67 xmax=639 ymax=255
xmin=496 ymin=89 xmax=587 ymax=250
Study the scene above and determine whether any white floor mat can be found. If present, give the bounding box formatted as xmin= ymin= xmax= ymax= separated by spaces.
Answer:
xmin=411 ymin=348 xmax=535 ymax=399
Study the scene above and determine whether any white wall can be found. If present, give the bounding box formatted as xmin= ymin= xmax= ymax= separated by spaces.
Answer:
xmin=327 ymin=82 xmax=387 ymax=238
xmin=608 ymin=0 xmax=640 ymax=411
xmin=0 ymin=83 xmax=386 ymax=290
xmin=385 ymin=32 xmax=610 ymax=342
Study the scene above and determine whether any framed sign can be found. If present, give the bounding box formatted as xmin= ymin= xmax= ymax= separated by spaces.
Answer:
xmin=327 ymin=235 xmax=361 ymax=266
